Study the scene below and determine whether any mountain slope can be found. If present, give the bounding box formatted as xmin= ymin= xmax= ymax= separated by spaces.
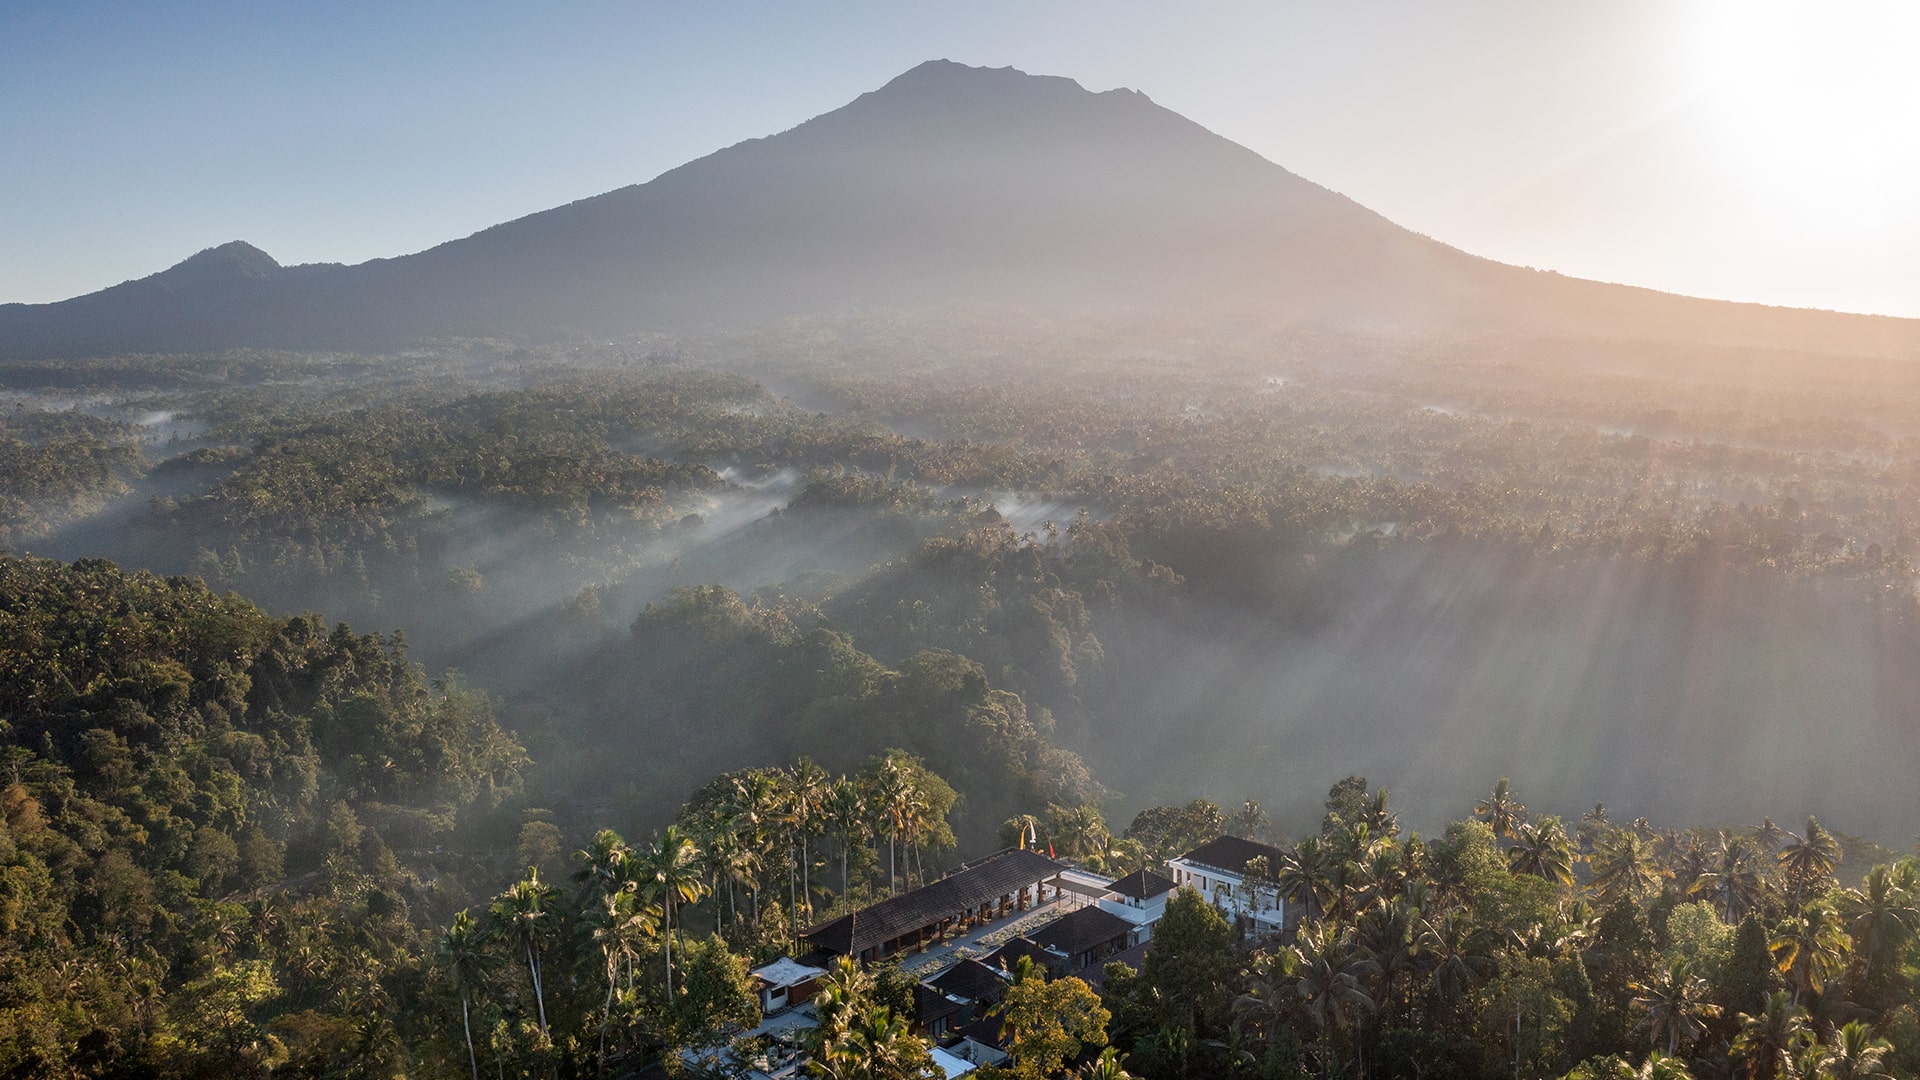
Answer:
xmin=4 ymin=59 xmax=1917 ymax=359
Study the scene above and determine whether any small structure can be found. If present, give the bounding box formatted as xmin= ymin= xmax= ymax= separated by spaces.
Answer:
xmin=1079 ymin=939 xmax=1151 ymax=992
xmin=1097 ymin=869 xmax=1176 ymax=944
xmin=980 ymin=936 xmax=1067 ymax=979
xmin=931 ymin=1044 xmax=981 ymax=1077
xmin=1030 ymin=906 xmax=1133 ymax=972
xmin=914 ymin=983 xmax=966 ymax=1039
xmin=749 ymin=956 xmax=828 ymax=1015
xmin=801 ymin=850 xmax=1068 ymax=963
xmin=1167 ymin=835 xmax=1290 ymax=934
xmin=948 ymin=1017 xmax=1011 ymax=1071
xmin=928 ymin=958 xmax=1011 ymax=1010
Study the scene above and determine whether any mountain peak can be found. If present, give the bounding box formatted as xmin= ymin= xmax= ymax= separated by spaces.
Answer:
xmin=872 ymin=59 xmax=1099 ymax=101
xmin=166 ymin=241 xmax=282 ymax=280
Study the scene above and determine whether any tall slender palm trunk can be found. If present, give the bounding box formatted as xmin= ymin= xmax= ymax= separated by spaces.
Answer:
xmin=462 ymin=993 xmax=479 ymax=1080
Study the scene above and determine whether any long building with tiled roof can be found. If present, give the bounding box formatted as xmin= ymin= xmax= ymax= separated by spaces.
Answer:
xmin=800 ymin=849 xmax=1067 ymax=962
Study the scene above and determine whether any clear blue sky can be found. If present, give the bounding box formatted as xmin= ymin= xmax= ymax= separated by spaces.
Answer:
xmin=5 ymin=1 xmax=1916 ymax=316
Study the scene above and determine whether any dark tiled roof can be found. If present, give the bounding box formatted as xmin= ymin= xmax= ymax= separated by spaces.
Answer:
xmin=914 ymin=984 xmax=963 ymax=1027
xmin=1175 ymin=836 xmax=1287 ymax=879
xmin=1107 ymin=869 xmax=1176 ymax=900
xmin=982 ymin=937 xmax=1067 ymax=977
xmin=802 ymin=850 xmax=1066 ymax=957
xmin=1031 ymin=906 xmax=1132 ymax=959
xmin=929 ymin=959 xmax=1008 ymax=1003
xmin=1079 ymin=941 xmax=1151 ymax=990
xmin=955 ymin=1016 xmax=1006 ymax=1051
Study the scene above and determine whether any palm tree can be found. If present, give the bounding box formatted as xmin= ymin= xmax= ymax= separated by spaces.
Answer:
xmin=1772 ymin=901 xmax=1850 ymax=1005
xmin=1808 ymin=1021 xmax=1895 ymax=1080
xmin=573 ymin=828 xmax=634 ymax=905
xmin=1732 ymin=990 xmax=1812 ymax=1080
xmin=1631 ymin=958 xmax=1721 ymax=1056
xmin=438 ymin=909 xmax=498 ymax=1080
xmin=1475 ymin=778 xmax=1528 ymax=841
xmin=1420 ymin=912 xmax=1498 ymax=1014
xmin=790 ymin=757 xmax=830 ymax=917
xmin=1278 ymin=836 xmax=1334 ymax=922
xmin=1079 ymin=1046 xmax=1135 ymax=1080
xmin=1779 ymin=817 xmax=1842 ymax=906
xmin=871 ymin=757 xmax=921 ymax=895
xmin=1285 ymin=925 xmax=1380 ymax=1078
xmin=826 ymin=777 xmax=870 ymax=903
xmin=1753 ymin=817 xmax=1787 ymax=852
xmin=1232 ymin=950 xmax=1301 ymax=1051
xmin=1690 ymin=832 xmax=1770 ymax=922
xmin=1591 ymin=830 xmax=1668 ymax=905
xmin=1838 ymin=863 xmax=1918 ymax=982
xmin=639 ymin=825 xmax=709 ymax=997
xmin=727 ymin=769 xmax=784 ymax=923
xmin=1508 ymin=817 xmax=1575 ymax=885
xmin=586 ymin=889 xmax=657 ymax=1074
xmin=488 ymin=867 xmax=559 ymax=1036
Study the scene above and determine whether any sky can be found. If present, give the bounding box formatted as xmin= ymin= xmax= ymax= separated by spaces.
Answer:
xmin=4 ymin=1 xmax=1917 ymax=316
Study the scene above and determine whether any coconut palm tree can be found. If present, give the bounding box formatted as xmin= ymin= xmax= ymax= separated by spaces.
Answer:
xmin=1809 ymin=1021 xmax=1895 ymax=1080
xmin=1591 ymin=830 xmax=1668 ymax=906
xmin=1631 ymin=958 xmax=1722 ymax=1056
xmin=1278 ymin=836 xmax=1335 ymax=923
xmin=826 ymin=777 xmax=870 ymax=903
xmin=1508 ymin=817 xmax=1575 ymax=885
xmin=1475 ymin=778 xmax=1528 ymax=841
xmin=1731 ymin=990 xmax=1812 ymax=1080
xmin=1420 ymin=912 xmax=1498 ymax=1014
xmin=438 ymin=908 xmax=498 ymax=1080
xmin=790 ymin=757 xmax=830 ymax=917
xmin=1772 ymin=901 xmax=1850 ymax=1005
xmin=1779 ymin=817 xmax=1842 ymax=907
xmin=1285 ymin=925 xmax=1380 ymax=1078
xmin=1232 ymin=949 xmax=1301 ymax=1051
xmin=638 ymin=825 xmax=709 ymax=997
xmin=1691 ymin=833 xmax=1770 ymax=923
xmin=1838 ymin=863 xmax=1918 ymax=983
xmin=488 ymin=867 xmax=559 ymax=1036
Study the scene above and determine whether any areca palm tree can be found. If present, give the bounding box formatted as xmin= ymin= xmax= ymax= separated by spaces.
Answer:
xmin=639 ymin=825 xmax=708 ymax=997
xmin=1779 ymin=817 xmax=1842 ymax=906
xmin=1475 ymin=778 xmax=1528 ymax=841
xmin=1508 ymin=817 xmax=1575 ymax=885
xmin=1772 ymin=901 xmax=1850 ymax=1005
xmin=438 ymin=908 xmax=498 ymax=1080
xmin=489 ymin=867 xmax=559 ymax=1036
xmin=1631 ymin=958 xmax=1722 ymax=1056
xmin=1731 ymin=990 xmax=1812 ymax=1080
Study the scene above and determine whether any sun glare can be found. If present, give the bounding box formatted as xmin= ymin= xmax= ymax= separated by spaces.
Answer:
xmin=1679 ymin=0 xmax=1920 ymax=235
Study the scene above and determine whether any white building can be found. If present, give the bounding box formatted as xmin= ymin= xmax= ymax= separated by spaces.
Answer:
xmin=1094 ymin=868 xmax=1177 ymax=944
xmin=1166 ymin=835 xmax=1289 ymax=935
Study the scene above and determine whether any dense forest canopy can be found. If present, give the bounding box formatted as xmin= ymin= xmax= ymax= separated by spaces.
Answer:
xmin=5 ymin=319 xmax=1918 ymax=839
